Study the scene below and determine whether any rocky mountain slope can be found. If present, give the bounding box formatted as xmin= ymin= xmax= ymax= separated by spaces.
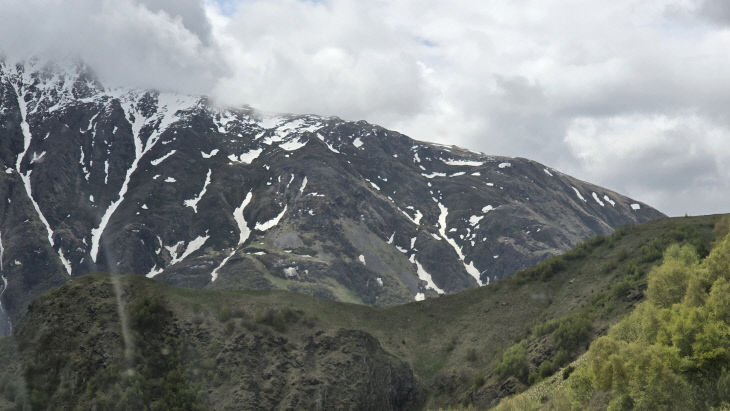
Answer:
xmin=0 ymin=215 xmax=720 ymax=410
xmin=0 ymin=59 xmax=663 ymax=334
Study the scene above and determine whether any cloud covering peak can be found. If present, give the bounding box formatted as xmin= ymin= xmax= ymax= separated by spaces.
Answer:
xmin=1 ymin=0 xmax=729 ymax=217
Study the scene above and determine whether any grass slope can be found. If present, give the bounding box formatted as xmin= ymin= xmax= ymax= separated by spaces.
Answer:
xmin=0 ymin=214 xmax=724 ymax=410
xmin=494 ymin=215 xmax=730 ymax=410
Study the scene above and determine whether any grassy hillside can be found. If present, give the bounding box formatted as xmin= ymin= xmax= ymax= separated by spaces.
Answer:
xmin=494 ymin=215 xmax=730 ymax=410
xmin=0 ymin=214 xmax=725 ymax=410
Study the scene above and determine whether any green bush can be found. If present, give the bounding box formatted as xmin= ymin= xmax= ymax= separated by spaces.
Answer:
xmin=553 ymin=314 xmax=592 ymax=353
xmin=495 ymin=342 xmax=529 ymax=383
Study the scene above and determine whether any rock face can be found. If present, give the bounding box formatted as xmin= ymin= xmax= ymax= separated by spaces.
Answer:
xmin=0 ymin=59 xmax=664 ymax=333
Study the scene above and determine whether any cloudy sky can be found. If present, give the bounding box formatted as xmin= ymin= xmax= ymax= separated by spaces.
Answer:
xmin=1 ymin=0 xmax=729 ymax=216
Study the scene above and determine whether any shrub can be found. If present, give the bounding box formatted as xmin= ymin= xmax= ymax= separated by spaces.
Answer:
xmin=494 ymin=342 xmax=529 ymax=383
xmin=553 ymin=314 xmax=592 ymax=353
xmin=647 ymin=244 xmax=699 ymax=308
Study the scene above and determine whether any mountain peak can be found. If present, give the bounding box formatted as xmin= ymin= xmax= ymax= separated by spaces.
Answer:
xmin=0 ymin=60 xmax=663 ymax=335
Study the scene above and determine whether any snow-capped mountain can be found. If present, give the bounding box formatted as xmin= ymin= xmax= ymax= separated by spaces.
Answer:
xmin=0 ymin=59 xmax=663 ymax=335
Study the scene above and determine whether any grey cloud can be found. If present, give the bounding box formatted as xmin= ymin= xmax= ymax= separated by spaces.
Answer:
xmin=136 ymin=0 xmax=214 ymax=45
xmin=698 ymin=0 xmax=730 ymax=25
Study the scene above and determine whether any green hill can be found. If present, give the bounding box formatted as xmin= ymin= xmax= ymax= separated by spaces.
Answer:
xmin=0 ymin=214 xmax=725 ymax=410
xmin=495 ymin=215 xmax=730 ymax=410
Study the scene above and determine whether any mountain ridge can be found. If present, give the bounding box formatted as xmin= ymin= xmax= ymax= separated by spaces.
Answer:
xmin=0 ymin=58 xmax=663 ymax=335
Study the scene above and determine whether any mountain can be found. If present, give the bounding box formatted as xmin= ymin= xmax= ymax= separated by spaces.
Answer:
xmin=0 ymin=214 xmax=721 ymax=410
xmin=0 ymin=59 xmax=663 ymax=335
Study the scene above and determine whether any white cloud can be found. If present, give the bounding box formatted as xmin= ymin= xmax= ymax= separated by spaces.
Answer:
xmin=563 ymin=114 xmax=730 ymax=215
xmin=1 ymin=0 xmax=729 ymax=216
xmin=0 ymin=0 xmax=225 ymax=94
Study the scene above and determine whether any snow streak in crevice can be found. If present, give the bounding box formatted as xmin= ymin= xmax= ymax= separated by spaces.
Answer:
xmin=211 ymin=191 xmax=253 ymax=282
xmin=90 ymin=94 xmax=194 ymax=263
xmin=11 ymin=82 xmax=71 ymax=275
xmin=184 ymin=169 xmax=212 ymax=213
xmin=437 ymin=203 xmax=483 ymax=286
xmin=254 ymin=205 xmax=287 ymax=231
xmin=414 ymin=259 xmax=445 ymax=295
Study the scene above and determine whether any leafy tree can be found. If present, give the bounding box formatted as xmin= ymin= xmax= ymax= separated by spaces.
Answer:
xmin=563 ymin=232 xmax=730 ymax=409
xmin=647 ymin=244 xmax=699 ymax=308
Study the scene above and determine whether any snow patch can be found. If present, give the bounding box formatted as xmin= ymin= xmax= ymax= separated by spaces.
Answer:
xmin=443 ymin=159 xmax=484 ymax=167
xmin=469 ymin=215 xmax=484 ymax=226
xmin=58 ymin=249 xmax=73 ymax=275
xmin=422 ymin=172 xmax=447 ymax=178
xmin=299 ymin=176 xmax=308 ymax=195
xmin=145 ymin=265 xmax=164 ymax=278
xmin=184 ymin=169 xmax=212 ymax=213
xmin=387 ymin=232 xmax=395 ymax=244
xmin=414 ymin=259 xmax=445 ymax=294
xmin=604 ymin=195 xmax=616 ymax=207
xmin=631 ymin=203 xmax=641 ymax=210
xmin=166 ymin=235 xmax=209 ymax=266
xmin=255 ymin=206 xmax=287 ymax=231
xmin=201 ymin=149 xmax=219 ymax=158
xmin=544 ymin=168 xmax=553 ymax=176
xmin=150 ymin=150 xmax=176 ymax=166
xmin=229 ymin=148 xmax=263 ymax=164
xmin=358 ymin=255 xmax=366 ymax=265
xmin=592 ymin=192 xmax=605 ymax=207
xmin=280 ymin=138 xmax=307 ymax=151
xmin=400 ymin=208 xmax=423 ymax=226
xmin=572 ymin=187 xmax=587 ymax=202
xmin=165 ymin=177 xmax=176 ymax=183
xmin=30 ymin=151 xmax=46 ymax=164
xmin=498 ymin=162 xmax=512 ymax=168
xmin=353 ymin=137 xmax=363 ymax=148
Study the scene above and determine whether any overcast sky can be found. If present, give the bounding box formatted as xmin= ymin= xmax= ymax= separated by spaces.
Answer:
xmin=1 ymin=0 xmax=729 ymax=216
